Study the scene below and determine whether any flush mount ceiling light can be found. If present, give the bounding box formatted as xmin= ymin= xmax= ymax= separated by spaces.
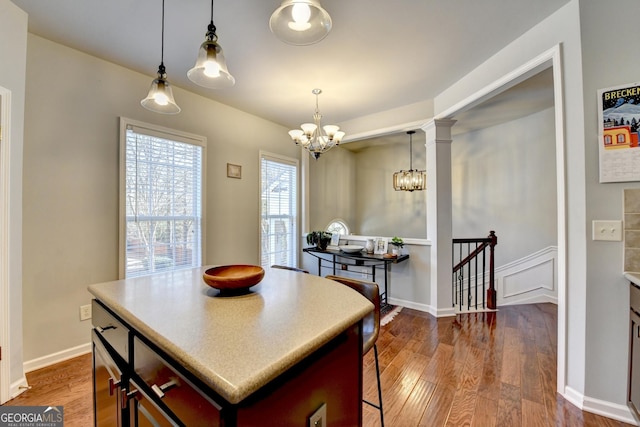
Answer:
xmin=393 ymin=130 xmax=426 ymax=191
xmin=269 ymin=0 xmax=332 ymax=46
xmin=141 ymin=0 xmax=180 ymax=114
xmin=288 ymin=89 xmax=345 ymax=160
xmin=187 ymin=0 xmax=235 ymax=89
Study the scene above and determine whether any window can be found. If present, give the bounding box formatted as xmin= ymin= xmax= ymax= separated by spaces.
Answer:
xmin=260 ymin=152 xmax=298 ymax=269
xmin=119 ymin=118 xmax=205 ymax=278
xmin=326 ymin=219 xmax=350 ymax=236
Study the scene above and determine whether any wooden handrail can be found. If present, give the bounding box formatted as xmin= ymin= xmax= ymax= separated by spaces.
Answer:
xmin=452 ymin=231 xmax=497 ymax=310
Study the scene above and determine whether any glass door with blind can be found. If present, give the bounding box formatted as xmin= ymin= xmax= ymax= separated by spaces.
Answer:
xmin=260 ymin=152 xmax=299 ymax=269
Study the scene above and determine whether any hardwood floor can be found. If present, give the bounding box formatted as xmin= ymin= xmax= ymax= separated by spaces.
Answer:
xmin=2 ymin=303 xmax=634 ymax=426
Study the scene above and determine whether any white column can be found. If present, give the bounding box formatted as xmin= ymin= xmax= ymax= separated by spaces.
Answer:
xmin=423 ymin=119 xmax=456 ymax=316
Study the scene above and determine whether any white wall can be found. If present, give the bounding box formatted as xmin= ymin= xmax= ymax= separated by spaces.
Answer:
xmin=20 ymin=34 xmax=297 ymax=364
xmin=0 ymin=0 xmax=26 ymax=398
xmin=452 ymin=107 xmax=558 ymax=267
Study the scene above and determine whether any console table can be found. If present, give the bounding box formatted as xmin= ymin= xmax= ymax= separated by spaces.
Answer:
xmin=303 ymin=247 xmax=409 ymax=306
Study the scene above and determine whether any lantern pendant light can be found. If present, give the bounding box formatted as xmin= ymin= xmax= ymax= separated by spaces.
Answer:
xmin=393 ymin=130 xmax=426 ymax=191
xmin=187 ymin=0 xmax=235 ymax=89
xmin=269 ymin=0 xmax=332 ymax=46
xmin=141 ymin=0 xmax=180 ymax=114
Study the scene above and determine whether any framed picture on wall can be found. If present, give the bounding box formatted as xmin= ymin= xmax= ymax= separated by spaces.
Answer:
xmin=227 ymin=163 xmax=242 ymax=179
xmin=374 ymin=237 xmax=387 ymax=255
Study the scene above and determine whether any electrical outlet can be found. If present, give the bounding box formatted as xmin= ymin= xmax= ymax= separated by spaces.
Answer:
xmin=308 ymin=403 xmax=326 ymax=427
xmin=79 ymin=304 xmax=92 ymax=321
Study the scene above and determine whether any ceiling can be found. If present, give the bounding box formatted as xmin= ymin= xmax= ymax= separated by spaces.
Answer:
xmin=11 ymin=0 xmax=568 ymax=132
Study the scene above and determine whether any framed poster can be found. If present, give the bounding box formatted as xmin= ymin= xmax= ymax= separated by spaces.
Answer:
xmin=598 ymin=82 xmax=640 ymax=183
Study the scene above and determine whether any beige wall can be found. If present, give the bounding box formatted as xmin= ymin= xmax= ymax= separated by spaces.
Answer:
xmin=308 ymin=138 xmax=427 ymax=239
xmin=21 ymin=34 xmax=297 ymax=363
xmin=0 ymin=0 xmax=27 ymax=396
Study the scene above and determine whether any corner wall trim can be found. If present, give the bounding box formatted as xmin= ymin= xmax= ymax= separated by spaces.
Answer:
xmin=23 ymin=342 xmax=91 ymax=374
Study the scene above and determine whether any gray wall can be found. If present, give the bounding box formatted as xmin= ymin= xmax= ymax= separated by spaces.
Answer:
xmin=579 ymin=0 xmax=640 ymax=405
xmin=452 ymin=107 xmax=558 ymax=267
xmin=21 ymin=34 xmax=297 ymax=363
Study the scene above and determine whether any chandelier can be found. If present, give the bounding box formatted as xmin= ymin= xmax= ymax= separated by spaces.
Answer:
xmin=393 ymin=130 xmax=426 ymax=191
xmin=288 ymin=89 xmax=345 ymax=160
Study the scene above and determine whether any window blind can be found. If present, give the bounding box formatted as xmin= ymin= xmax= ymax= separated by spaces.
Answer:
xmin=260 ymin=154 xmax=298 ymax=269
xmin=124 ymin=127 xmax=203 ymax=278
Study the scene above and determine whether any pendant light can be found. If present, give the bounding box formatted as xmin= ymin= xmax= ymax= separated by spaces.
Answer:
xmin=288 ymin=89 xmax=345 ymax=160
xmin=187 ymin=0 xmax=235 ymax=89
xmin=141 ymin=0 xmax=181 ymax=114
xmin=393 ymin=131 xmax=426 ymax=191
xmin=269 ymin=0 xmax=332 ymax=46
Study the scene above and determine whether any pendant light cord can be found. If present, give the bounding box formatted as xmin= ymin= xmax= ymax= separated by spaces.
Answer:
xmin=409 ymin=132 xmax=414 ymax=170
xmin=160 ymin=0 xmax=165 ymax=66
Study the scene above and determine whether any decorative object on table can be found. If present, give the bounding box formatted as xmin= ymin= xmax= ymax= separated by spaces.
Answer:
xmin=389 ymin=236 xmax=404 ymax=256
xmin=339 ymin=245 xmax=364 ymax=254
xmin=202 ymin=265 xmax=265 ymax=294
xmin=287 ymin=89 xmax=345 ymax=159
xmin=393 ymin=130 xmax=426 ymax=191
xmin=140 ymin=0 xmax=180 ymax=114
xmin=306 ymin=230 xmax=333 ymax=250
xmin=373 ymin=237 xmax=388 ymax=255
xmin=269 ymin=0 xmax=332 ymax=46
xmin=365 ymin=238 xmax=375 ymax=254
xmin=187 ymin=0 xmax=235 ymax=89
xmin=226 ymin=163 xmax=241 ymax=179
xmin=330 ymin=233 xmax=340 ymax=246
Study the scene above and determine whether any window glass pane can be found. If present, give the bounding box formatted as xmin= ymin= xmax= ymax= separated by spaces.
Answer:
xmin=260 ymin=155 xmax=298 ymax=269
xmin=124 ymin=127 xmax=203 ymax=278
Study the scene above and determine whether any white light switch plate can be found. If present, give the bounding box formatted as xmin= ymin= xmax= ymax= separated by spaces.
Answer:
xmin=592 ymin=220 xmax=623 ymax=241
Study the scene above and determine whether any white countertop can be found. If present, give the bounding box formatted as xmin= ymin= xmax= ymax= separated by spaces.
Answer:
xmin=625 ymin=272 xmax=640 ymax=288
xmin=88 ymin=266 xmax=373 ymax=404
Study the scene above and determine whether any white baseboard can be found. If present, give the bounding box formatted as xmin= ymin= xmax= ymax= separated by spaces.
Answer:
xmin=23 ymin=342 xmax=91 ymax=374
xmin=9 ymin=376 xmax=29 ymax=401
xmin=560 ymin=386 xmax=638 ymax=426
xmin=499 ymin=293 xmax=557 ymax=306
xmin=563 ymin=385 xmax=584 ymax=409
xmin=388 ymin=297 xmax=456 ymax=317
xmin=583 ymin=395 xmax=639 ymax=426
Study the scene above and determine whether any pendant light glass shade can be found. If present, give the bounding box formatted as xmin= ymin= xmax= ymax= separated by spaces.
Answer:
xmin=187 ymin=0 xmax=235 ymax=89
xmin=393 ymin=131 xmax=426 ymax=191
xmin=141 ymin=64 xmax=181 ymax=114
xmin=141 ymin=0 xmax=180 ymax=114
xmin=269 ymin=0 xmax=332 ymax=45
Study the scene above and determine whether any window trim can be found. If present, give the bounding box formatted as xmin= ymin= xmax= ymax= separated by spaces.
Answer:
xmin=259 ymin=150 xmax=300 ymax=269
xmin=118 ymin=117 xmax=207 ymax=279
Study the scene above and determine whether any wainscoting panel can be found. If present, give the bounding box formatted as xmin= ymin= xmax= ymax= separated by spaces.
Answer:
xmin=498 ymin=246 xmax=558 ymax=306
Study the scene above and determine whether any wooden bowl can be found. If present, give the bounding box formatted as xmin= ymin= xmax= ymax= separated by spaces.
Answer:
xmin=203 ymin=265 xmax=265 ymax=293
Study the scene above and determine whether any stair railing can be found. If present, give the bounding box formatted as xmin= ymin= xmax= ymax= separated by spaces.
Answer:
xmin=452 ymin=231 xmax=497 ymax=311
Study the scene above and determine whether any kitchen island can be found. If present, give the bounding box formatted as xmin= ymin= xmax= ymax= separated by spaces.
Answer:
xmin=88 ymin=266 xmax=373 ymax=426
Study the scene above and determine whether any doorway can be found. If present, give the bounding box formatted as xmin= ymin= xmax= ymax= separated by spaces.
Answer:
xmin=435 ymin=45 xmax=567 ymax=394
